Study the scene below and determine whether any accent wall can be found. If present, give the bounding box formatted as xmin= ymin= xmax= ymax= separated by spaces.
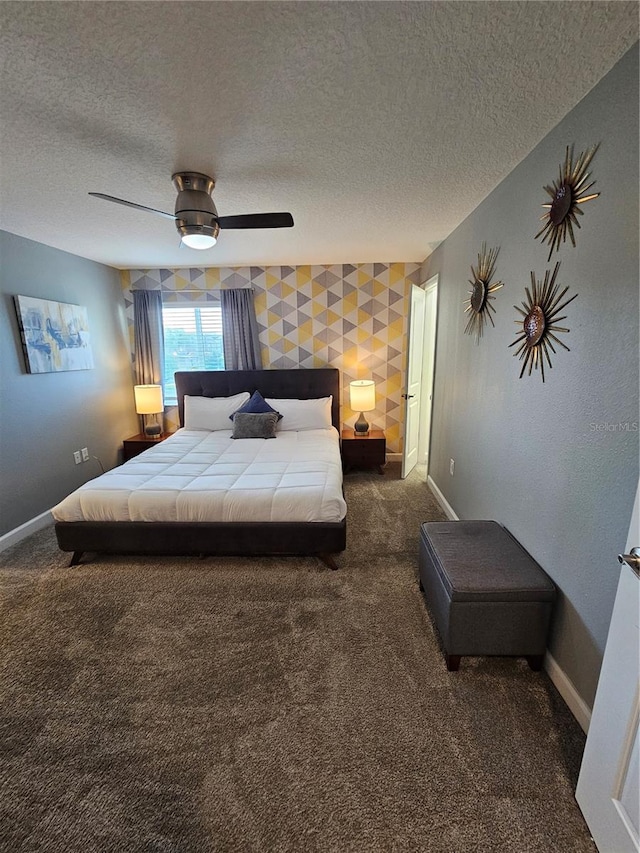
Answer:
xmin=120 ymin=263 xmax=422 ymax=451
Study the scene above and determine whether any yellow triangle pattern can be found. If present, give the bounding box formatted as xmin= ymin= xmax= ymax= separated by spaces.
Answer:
xmin=120 ymin=262 xmax=420 ymax=452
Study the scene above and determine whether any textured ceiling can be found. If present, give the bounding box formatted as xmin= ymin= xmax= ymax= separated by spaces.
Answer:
xmin=0 ymin=2 xmax=637 ymax=270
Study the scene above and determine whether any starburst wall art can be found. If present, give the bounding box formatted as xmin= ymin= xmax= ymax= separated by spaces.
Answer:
xmin=535 ymin=144 xmax=600 ymax=261
xmin=509 ymin=262 xmax=577 ymax=382
xmin=463 ymin=243 xmax=504 ymax=343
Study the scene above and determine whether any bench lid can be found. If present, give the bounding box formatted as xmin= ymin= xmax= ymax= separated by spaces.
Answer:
xmin=420 ymin=521 xmax=556 ymax=602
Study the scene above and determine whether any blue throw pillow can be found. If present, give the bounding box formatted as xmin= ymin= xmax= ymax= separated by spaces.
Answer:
xmin=230 ymin=390 xmax=283 ymax=421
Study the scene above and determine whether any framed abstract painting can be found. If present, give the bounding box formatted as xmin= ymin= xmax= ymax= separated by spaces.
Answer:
xmin=14 ymin=295 xmax=94 ymax=373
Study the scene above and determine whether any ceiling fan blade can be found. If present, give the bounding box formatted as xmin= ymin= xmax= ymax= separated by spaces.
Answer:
xmin=217 ymin=212 xmax=294 ymax=230
xmin=88 ymin=192 xmax=176 ymax=221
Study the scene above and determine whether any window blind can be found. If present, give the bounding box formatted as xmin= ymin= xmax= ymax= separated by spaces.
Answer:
xmin=162 ymin=304 xmax=224 ymax=403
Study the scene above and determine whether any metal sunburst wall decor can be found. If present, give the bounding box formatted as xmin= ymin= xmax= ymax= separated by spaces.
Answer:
xmin=463 ymin=243 xmax=504 ymax=343
xmin=535 ymin=144 xmax=600 ymax=261
xmin=508 ymin=262 xmax=577 ymax=382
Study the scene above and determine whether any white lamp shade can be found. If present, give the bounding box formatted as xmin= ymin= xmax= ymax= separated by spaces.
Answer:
xmin=349 ymin=380 xmax=375 ymax=413
xmin=134 ymin=384 xmax=164 ymax=415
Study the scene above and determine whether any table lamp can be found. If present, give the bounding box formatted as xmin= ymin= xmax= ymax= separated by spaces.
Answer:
xmin=349 ymin=380 xmax=375 ymax=435
xmin=134 ymin=384 xmax=164 ymax=438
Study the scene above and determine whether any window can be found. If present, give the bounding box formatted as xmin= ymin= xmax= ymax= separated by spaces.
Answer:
xmin=162 ymin=303 xmax=224 ymax=404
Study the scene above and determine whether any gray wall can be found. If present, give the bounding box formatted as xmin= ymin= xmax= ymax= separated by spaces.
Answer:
xmin=421 ymin=45 xmax=639 ymax=708
xmin=0 ymin=231 xmax=139 ymax=537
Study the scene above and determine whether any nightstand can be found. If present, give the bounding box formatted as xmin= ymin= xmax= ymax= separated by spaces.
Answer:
xmin=341 ymin=429 xmax=386 ymax=474
xmin=122 ymin=432 xmax=170 ymax=462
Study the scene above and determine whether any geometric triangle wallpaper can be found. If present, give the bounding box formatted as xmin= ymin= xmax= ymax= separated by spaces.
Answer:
xmin=120 ymin=262 xmax=422 ymax=451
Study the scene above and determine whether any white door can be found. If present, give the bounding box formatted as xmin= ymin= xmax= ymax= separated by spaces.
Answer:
xmin=576 ymin=482 xmax=640 ymax=853
xmin=417 ymin=278 xmax=438 ymax=473
xmin=401 ymin=284 xmax=426 ymax=479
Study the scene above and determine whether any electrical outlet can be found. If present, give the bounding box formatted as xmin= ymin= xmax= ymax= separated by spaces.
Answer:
xmin=81 ymin=447 xmax=89 ymax=461
xmin=449 ymin=458 xmax=455 ymax=476
xmin=73 ymin=451 xmax=82 ymax=465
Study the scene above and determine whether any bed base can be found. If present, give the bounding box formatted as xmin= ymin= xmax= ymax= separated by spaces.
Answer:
xmin=56 ymin=519 xmax=346 ymax=571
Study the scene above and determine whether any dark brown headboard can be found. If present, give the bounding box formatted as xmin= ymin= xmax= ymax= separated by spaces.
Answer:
xmin=175 ymin=369 xmax=341 ymax=430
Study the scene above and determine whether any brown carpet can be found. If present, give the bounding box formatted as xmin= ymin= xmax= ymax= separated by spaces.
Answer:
xmin=0 ymin=464 xmax=595 ymax=853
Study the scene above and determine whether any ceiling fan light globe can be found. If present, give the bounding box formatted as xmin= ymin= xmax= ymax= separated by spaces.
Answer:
xmin=181 ymin=232 xmax=217 ymax=250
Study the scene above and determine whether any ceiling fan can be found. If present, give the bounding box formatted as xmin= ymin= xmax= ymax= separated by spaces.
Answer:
xmin=89 ymin=171 xmax=294 ymax=250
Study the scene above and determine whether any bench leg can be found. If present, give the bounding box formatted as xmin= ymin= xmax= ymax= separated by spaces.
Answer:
xmin=446 ymin=654 xmax=461 ymax=672
xmin=526 ymin=654 xmax=544 ymax=671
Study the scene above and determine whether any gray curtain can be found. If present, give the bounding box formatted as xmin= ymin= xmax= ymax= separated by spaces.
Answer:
xmin=133 ymin=290 xmax=164 ymax=383
xmin=221 ymin=288 xmax=262 ymax=370
xmin=133 ymin=289 xmax=165 ymax=430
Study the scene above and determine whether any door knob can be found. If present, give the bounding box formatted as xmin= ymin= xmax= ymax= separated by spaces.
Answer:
xmin=618 ymin=546 xmax=640 ymax=576
xmin=402 ymin=394 xmax=415 ymax=399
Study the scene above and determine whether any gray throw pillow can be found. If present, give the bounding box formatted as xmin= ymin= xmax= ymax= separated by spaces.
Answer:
xmin=231 ymin=411 xmax=279 ymax=439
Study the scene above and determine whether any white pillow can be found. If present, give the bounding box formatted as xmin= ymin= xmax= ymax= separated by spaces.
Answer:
xmin=183 ymin=392 xmax=250 ymax=431
xmin=264 ymin=396 xmax=333 ymax=431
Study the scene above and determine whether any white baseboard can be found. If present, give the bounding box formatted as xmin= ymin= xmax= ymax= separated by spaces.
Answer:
xmin=386 ymin=452 xmax=402 ymax=462
xmin=0 ymin=509 xmax=53 ymax=553
xmin=426 ymin=475 xmax=459 ymax=520
xmin=544 ymin=649 xmax=591 ymax=733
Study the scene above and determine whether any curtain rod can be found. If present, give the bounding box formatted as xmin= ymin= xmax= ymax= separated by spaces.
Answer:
xmin=131 ymin=287 xmax=255 ymax=293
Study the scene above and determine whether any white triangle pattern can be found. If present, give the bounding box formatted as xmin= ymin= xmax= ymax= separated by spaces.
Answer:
xmin=120 ymin=263 xmax=419 ymax=451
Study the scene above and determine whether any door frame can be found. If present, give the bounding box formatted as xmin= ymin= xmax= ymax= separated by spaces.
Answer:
xmin=401 ymin=274 xmax=438 ymax=479
xmin=418 ymin=275 xmax=438 ymax=475
xmin=401 ymin=284 xmax=426 ymax=478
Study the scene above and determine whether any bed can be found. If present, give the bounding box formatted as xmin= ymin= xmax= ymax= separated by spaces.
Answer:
xmin=53 ymin=368 xmax=347 ymax=569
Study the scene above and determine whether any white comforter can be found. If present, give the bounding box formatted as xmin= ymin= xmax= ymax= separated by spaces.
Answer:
xmin=51 ymin=428 xmax=347 ymax=524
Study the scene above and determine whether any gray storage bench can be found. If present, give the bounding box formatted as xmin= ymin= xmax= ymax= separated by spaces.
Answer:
xmin=418 ymin=521 xmax=556 ymax=671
